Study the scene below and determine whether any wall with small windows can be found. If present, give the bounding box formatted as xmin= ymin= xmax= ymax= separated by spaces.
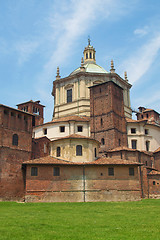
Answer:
xmin=106 ymin=149 xmax=153 ymax=169
xmin=0 ymin=105 xmax=33 ymax=201
xmin=33 ymin=119 xmax=90 ymax=140
xmin=127 ymin=121 xmax=160 ymax=152
xmin=25 ymin=163 xmax=141 ymax=202
xmin=17 ymin=100 xmax=44 ymax=126
xmin=50 ymin=137 xmax=99 ymax=162
xmin=148 ymin=174 xmax=160 ymax=198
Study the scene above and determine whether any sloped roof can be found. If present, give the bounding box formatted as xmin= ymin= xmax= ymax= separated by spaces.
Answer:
xmin=52 ymin=134 xmax=100 ymax=144
xmin=0 ymin=104 xmax=33 ymax=116
xmin=154 ymin=147 xmax=160 ymax=153
xmin=33 ymin=115 xmax=90 ymax=129
xmin=106 ymin=146 xmax=153 ymax=156
xmin=52 ymin=115 xmax=90 ymax=123
xmin=23 ymin=156 xmax=141 ymax=166
xmin=148 ymin=170 xmax=160 ymax=175
xmin=125 ymin=118 xmax=147 ymax=123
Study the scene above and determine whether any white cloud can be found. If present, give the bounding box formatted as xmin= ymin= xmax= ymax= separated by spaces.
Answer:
xmin=134 ymin=26 xmax=149 ymax=37
xmin=35 ymin=0 xmax=138 ymax=121
xmin=41 ymin=0 xmax=137 ymax=79
xmin=121 ymin=34 xmax=160 ymax=84
xmin=15 ymin=40 xmax=39 ymax=65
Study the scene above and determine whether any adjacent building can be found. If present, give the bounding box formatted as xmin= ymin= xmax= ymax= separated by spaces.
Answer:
xmin=1 ymin=41 xmax=160 ymax=202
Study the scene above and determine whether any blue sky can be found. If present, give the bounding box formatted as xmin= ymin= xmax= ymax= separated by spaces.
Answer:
xmin=1 ymin=0 xmax=160 ymax=122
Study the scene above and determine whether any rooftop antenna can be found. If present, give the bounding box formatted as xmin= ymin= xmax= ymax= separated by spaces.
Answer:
xmin=88 ymin=35 xmax=91 ymax=46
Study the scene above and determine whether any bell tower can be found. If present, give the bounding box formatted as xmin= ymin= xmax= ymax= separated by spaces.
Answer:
xmin=83 ymin=37 xmax=96 ymax=63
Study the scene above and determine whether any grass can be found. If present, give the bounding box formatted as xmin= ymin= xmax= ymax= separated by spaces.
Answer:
xmin=0 ymin=199 xmax=160 ymax=240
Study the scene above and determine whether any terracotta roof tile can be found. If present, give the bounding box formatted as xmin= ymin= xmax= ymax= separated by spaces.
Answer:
xmin=0 ymin=104 xmax=33 ymax=116
xmin=32 ymin=136 xmax=50 ymax=142
xmin=52 ymin=134 xmax=100 ymax=143
xmin=52 ymin=115 xmax=90 ymax=123
xmin=34 ymin=116 xmax=90 ymax=128
xmin=154 ymin=147 xmax=160 ymax=153
xmin=148 ymin=170 xmax=160 ymax=175
xmin=106 ymin=147 xmax=153 ymax=156
xmin=126 ymin=117 xmax=160 ymax=127
xmin=23 ymin=156 xmax=142 ymax=166
xmin=125 ymin=118 xmax=147 ymax=123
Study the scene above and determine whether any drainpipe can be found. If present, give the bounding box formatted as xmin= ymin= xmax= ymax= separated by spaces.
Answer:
xmin=138 ymin=152 xmax=144 ymax=198
xmin=83 ymin=165 xmax=86 ymax=202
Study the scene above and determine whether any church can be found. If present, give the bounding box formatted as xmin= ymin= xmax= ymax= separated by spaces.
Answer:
xmin=0 ymin=40 xmax=160 ymax=202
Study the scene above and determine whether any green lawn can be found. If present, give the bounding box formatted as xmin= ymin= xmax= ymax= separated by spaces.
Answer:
xmin=0 ymin=200 xmax=160 ymax=240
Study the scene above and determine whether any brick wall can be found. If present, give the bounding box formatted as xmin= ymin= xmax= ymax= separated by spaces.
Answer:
xmin=32 ymin=137 xmax=50 ymax=159
xmin=0 ymin=105 xmax=32 ymax=200
xmin=154 ymin=151 xmax=160 ymax=171
xmin=148 ymin=175 xmax=160 ymax=198
xmin=17 ymin=101 xmax=44 ymax=126
xmin=90 ymin=81 xmax=127 ymax=152
xmin=0 ymin=147 xmax=31 ymax=200
xmin=25 ymin=164 xmax=141 ymax=202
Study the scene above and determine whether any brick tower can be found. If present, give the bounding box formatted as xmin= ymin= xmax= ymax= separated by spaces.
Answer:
xmin=90 ymin=81 xmax=128 ymax=153
xmin=17 ymin=100 xmax=45 ymax=127
xmin=0 ymin=104 xmax=33 ymax=200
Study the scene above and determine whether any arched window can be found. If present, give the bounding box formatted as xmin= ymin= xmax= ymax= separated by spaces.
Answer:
xmin=57 ymin=147 xmax=61 ymax=157
xmin=12 ymin=134 xmax=18 ymax=146
xmin=101 ymin=138 xmax=105 ymax=145
xmin=94 ymin=148 xmax=97 ymax=158
xmin=86 ymin=53 xmax=88 ymax=59
xmin=76 ymin=145 xmax=82 ymax=156
xmin=90 ymin=52 xmax=92 ymax=58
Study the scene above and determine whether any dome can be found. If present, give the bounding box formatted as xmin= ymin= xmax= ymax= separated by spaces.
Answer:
xmin=70 ymin=62 xmax=108 ymax=76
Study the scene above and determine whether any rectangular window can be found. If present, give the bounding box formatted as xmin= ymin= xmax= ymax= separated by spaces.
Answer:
xmin=4 ymin=110 xmax=9 ymax=115
xmin=18 ymin=114 xmax=22 ymax=119
xmin=31 ymin=167 xmax=38 ymax=176
xmin=54 ymin=167 xmax=60 ymax=176
xmin=77 ymin=126 xmax=83 ymax=132
xmin=67 ymin=89 xmax=72 ymax=103
xmin=131 ymin=128 xmax=136 ymax=134
xmin=145 ymin=129 xmax=149 ymax=135
xmin=108 ymin=167 xmax=114 ymax=176
xmin=76 ymin=145 xmax=82 ymax=156
xmin=43 ymin=128 xmax=47 ymax=135
xmin=60 ymin=126 xmax=65 ymax=132
xmin=146 ymin=141 xmax=150 ymax=151
xmin=129 ymin=167 xmax=134 ymax=176
xmin=131 ymin=140 xmax=137 ymax=149
xmin=11 ymin=112 xmax=15 ymax=117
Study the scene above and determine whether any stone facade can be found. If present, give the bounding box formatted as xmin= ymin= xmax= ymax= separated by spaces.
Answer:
xmin=50 ymin=135 xmax=99 ymax=162
xmin=52 ymin=42 xmax=132 ymax=119
xmin=33 ymin=116 xmax=90 ymax=140
xmin=126 ymin=115 xmax=160 ymax=152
